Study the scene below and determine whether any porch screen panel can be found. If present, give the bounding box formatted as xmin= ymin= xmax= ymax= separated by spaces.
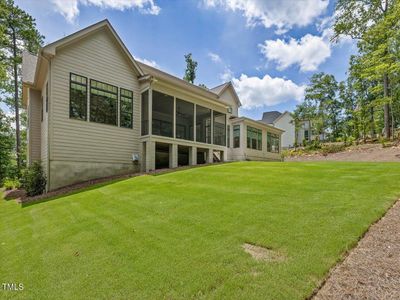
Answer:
xmin=213 ymin=111 xmax=226 ymax=146
xmin=141 ymin=90 xmax=149 ymax=135
xmin=176 ymin=99 xmax=194 ymax=141
xmin=196 ymin=105 xmax=212 ymax=144
xmin=152 ymin=90 xmax=174 ymax=137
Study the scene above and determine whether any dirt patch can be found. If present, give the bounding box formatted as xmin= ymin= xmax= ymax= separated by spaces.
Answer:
xmin=3 ymin=189 xmax=26 ymax=201
xmin=286 ymin=143 xmax=400 ymax=162
xmin=313 ymin=200 xmax=400 ymax=299
xmin=242 ymin=243 xmax=285 ymax=262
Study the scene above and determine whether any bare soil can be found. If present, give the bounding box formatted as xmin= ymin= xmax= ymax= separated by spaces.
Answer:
xmin=242 ymin=243 xmax=285 ymax=262
xmin=286 ymin=143 xmax=400 ymax=162
xmin=313 ymin=200 xmax=400 ymax=300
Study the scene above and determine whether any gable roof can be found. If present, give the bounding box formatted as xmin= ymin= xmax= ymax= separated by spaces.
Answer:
xmin=210 ymin=82 xmax=242 ymax=107
xmin=210 ymin=82 xmax=229 ymax=94
xmin=272 ymin=111 xmax=292 ymax=124
xmin=137 ymin=61 xmax=225 ymax=105
xmin=41 ymin=19 xmax=144 ymax=76
xmin=260 ymin=111 xmax=282 ymax=124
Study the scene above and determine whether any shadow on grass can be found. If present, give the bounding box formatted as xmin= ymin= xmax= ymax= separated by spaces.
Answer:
xmin=21 ymin=178 xmax=127 ymax=208
xmin=21 ymin=162 xmax=234 ymax=207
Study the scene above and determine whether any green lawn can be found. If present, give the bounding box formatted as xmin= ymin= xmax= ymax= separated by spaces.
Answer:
xmin=1 ymin=162 xmax=400 ymax=299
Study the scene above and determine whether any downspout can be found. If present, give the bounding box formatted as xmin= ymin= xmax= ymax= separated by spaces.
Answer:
xmin=41 ymin=53 xmax=51 ymax=192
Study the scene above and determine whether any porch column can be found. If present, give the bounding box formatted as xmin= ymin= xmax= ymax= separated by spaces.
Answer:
xmin=169 ymin=144 xmax=178 ymax=168
xmin=207 ymin=149 xmax=213 ymax=163
xmin=189 ymin=146 xmax=197 ymax=166
xmin=148 ymin=88 xmax=152 ymax=135
xmin=145 ymin=141 xmax=155 ymax=172
xmin=222 ymin=150 xmax=227 ymax=162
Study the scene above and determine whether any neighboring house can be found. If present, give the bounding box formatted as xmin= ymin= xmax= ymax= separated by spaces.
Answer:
xmin=260 ymin=111 xmax=314 ymax=147
xmin=22 ymin=19 xmax=284 ymax=191
xmin=261 ymin=111 xmax=295 ymax=148
xmin=296 ymin=120 xmax=313 ymax=145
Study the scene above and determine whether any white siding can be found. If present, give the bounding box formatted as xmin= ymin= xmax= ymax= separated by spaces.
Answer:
xmin=274 ymin=112 xmax=295 ymax=148
xmin=218 ymin=88 xmax=239 ymax=117
xmin=27 ymin=89 xmax=41 ymax=164
xmin=50 ymin=30 xmax=141 ymax=165
xmin=40 ymin=74 xmax=49 ymax=176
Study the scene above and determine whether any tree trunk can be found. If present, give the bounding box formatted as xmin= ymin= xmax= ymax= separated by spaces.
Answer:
xmin=383 ymin=73 xmax=390 ymax=139
xmin=12 ymin=29 xmax=21 ymax=174
xmin=370 ymin=106 xmax=375 ymax=138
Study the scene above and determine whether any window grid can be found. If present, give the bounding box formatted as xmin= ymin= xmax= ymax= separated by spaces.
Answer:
xmin=247 ymin=126 xmax=262 ymax=150
xmin=120 ymin=88 xmax=133 ymax=129
xmin=69 ymin=73 xmax=88 ymax=121
xmin=90 ymin=79 xmax=118 ymax=126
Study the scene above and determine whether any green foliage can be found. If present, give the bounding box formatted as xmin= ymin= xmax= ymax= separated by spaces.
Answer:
xmin=293 ymin=0 xmax=400 ymax=142
xmin=333 ymin=0 xmax=399 ymax=139
xmin=0 ymin=0 xmax=44 ymax=172
xmin=3 ymin=177 xmax=20 ymax=190
xmin=183 ymin=53 xmax=198 ymax=84
xmin=293 ymin=73 xmax=342 ymax=142
xmin=21 ymin=161 xmax=46 ymax=196
xmin=321 ymin=143 xmax=347 ymax=156
xmin=305 ymin=139 xmax=321 ymax=151
xmin=0 ymin=108 xmax=14 ymax=185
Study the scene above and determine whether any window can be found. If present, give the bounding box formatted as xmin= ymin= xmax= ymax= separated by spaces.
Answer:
xmin=227 ymin=125 xmax=230 ymax=148
xmin=233 ymin=125 xmax=240 ymax=148
xmin=120 ymin=88 xmax=133 ymax=128
xmin=213 ymin=111 xmax=226 ymax=146
xmin=46 ymin=82 xmax=48 ymax=112
xmin=90 ymin=79 xmax=118 ymax=126
xmin=304 ymin=129 xmax=309 ymax=141
xmin=247 ymin=126 xmax=262 ymax=150
xmin=152 ymin=90 xmax=174 ymax=137
xmin=196 ymin=105 xmax=212 ymax=144
xmin=70 ymin=73 xmax=87 ymax=120
xmin=176 ymin=98 xmax=194 ymax=141
xmin=141 ymin=90 xmax=149 ymax=135
xmin=267 ymin=132 xmax=280 ymax=153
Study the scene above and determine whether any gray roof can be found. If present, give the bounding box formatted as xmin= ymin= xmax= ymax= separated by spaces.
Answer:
xmin=260 ymin=111 xmax=282 ymax=124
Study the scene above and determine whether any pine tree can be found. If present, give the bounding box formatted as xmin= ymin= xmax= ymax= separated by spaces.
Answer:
xmin=0 ymin=0 xmax=44 ymax=174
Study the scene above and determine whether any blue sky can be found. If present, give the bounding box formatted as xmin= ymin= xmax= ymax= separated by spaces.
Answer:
xmin=15 ymin=0 xmax=356 ymax=120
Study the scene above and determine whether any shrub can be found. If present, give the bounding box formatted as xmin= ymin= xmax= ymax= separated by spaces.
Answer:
xmin=305 ymin=140 xmax=321 ymax=151
xmin=3 ymin=178 xmax=21 ymax=190
xmin=321 ymin=143 xmax=346 ymax=156
xmin=21 ymin=161 xmax=46 ymax=196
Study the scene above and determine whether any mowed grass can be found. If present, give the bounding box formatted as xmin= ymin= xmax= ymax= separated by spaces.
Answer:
xmin=1 ymin=162 xmax=400 ymax=299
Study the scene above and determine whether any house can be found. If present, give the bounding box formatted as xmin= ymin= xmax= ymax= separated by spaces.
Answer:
xmin=22 ymin=19 xmax=283 ymax=191
xmin=260 ymin=111 xmax=313 ymax=148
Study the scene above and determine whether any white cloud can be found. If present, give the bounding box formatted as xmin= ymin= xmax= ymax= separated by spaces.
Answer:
xmin=203 ymin=0 xmax=328 ymax=33
xmin=232 ymin=74 xmax=305 ymax=109
xmin=51 ymin=0 xmax=160 ymax=23
xmin=260 ymin=34 xmax=331 ymax=72
xmin=134 ymin=56 xmax=159 ymax=68
xmin=208 ymin=52 xmax=222 ymax=63
xmin=220 ymin=66 xmax=234 ymax=82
